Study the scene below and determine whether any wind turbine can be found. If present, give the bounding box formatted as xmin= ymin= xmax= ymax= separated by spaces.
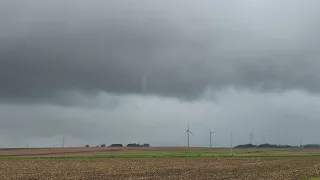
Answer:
xmin=185 ymin=122 xmax=193 ymax=147
xmin=209 ymin=129 xmax=215 ymax=148
xmin=249 ymin=128 xmax=254 ymax=145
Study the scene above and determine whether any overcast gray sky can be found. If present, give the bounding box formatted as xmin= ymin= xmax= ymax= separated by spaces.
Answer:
xmin=0 ymin=0 xmax=320 ymax=147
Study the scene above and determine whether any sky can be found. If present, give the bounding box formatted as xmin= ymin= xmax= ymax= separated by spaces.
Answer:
xmin=0 ymin=0 xmax=320 ymax=147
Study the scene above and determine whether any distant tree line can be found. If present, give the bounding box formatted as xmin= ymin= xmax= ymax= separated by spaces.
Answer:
xmin=126 ymin=143 xmax=150 ymax=147
xmin=109 ymin=144 xmax=123 ymax=147
xmin=302 ymin=144 xmax=320 ymax=148
xmin=84 ymin=143 xmax=150 ymax=148
xmin=234 ymin=143 xmax=320 ymax=148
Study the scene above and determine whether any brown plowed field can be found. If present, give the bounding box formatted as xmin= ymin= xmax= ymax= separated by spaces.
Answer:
xmin=0 ymin=157 xmax=320 ymax=179
xmin=0 ymin=147 xmax=124 ymax=156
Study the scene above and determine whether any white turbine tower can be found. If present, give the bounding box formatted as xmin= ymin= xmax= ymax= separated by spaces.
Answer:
xmin=209 ymin=128 xmax=215 ymax=148
xmin=185 ymin=122 xmax=193 ymax=147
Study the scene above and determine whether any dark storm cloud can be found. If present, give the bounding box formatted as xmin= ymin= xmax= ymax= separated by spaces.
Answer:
xmin=1 ymin=0 xmax=320 ymax=103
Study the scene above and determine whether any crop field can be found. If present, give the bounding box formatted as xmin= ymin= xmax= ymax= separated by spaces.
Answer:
xmin=1 ymin=146 xmax=320 ymax=158
xmin=0 ymin=147 xmax=320 ymax=179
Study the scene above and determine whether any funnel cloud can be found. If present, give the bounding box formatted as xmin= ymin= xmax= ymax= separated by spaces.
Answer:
xmin=0 ymin=0 xmax=320 ymax=147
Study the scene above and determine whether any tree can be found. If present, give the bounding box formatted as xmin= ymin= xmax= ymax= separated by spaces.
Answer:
xmin=85 ymin=144 xmax=89 ymax=147
xmin=109 ymin=144 xmax=123 ymax=147
xmin=100 ymin=144 xmax=106 ymax=147
xmin=126 ymin=143 xmax=150 ymax=147
xmin=126 ymin=143 xmax=140 ymax=147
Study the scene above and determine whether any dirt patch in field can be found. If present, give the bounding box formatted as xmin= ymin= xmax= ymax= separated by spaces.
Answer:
xmin=0 ymin=147 xmax=123 ymax=156
xmin=0 ymin=157 xmax=320 ymax=179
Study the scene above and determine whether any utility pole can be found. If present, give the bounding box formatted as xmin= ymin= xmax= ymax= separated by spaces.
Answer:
xmin=230 ymin=132 xmax=233 ymax=156
xmin=263 ymin=135 xmax=267 ymax=144
xmin=62 ymin=136 xmax=65 ymax=148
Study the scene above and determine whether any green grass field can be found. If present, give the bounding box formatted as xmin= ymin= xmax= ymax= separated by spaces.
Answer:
xmin=0 ymin=147 xmax=319 ymax=159
xmin=2 ymin=153 xmax=320 ymax=160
